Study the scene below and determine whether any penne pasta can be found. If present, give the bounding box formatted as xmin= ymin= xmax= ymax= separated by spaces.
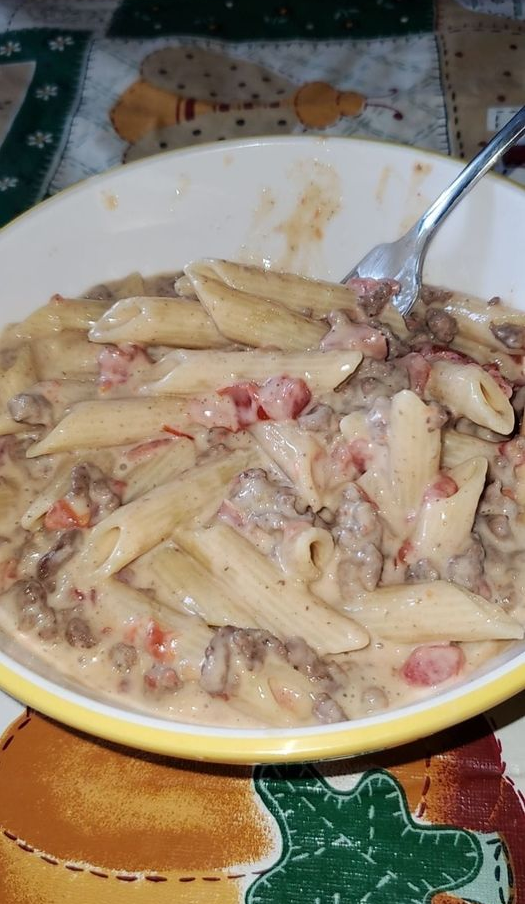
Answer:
xmin=21 ymin=457 xmax=78 ymax=529
xmin=339 ymin=410 xmax=369 ymax=443
xmin=389 ymin=390 xmax=441 ymax=518
xmin=278 ymin=522 xmax=334 ymax=581
xmin=0 ymin=344 xmax=37 ymax=435
xmin=121 ymin=436 xmax=196 ymax=502
xmin=0 ymin=477 xmax=21 ymax=533
xmin=96 ymin=579 xmax=212 ymax=679
xmin=187 ymin=258 xmax=360 ymax=315
xmin=451 ymin=334 xmax=525 ymax=384
xmin=187 ymin=258 xmax=409 ymax=337
xmin=83 ymin=452 xmax=249 ymax=576
xmin=4 ymin=296 xmax=109 ymax=341
xmin=32 ymin=330 xmax=101 ymax=381
xmin=214 ymin=650 xmax=329 ymax=728
xmin=173 ymin=522 xmax=369 ymax=655
xmin=441 ymin=429 xmax=498 ymax=470
xmin=151 ymin=543 xmax=257 ymax=627
xmin=250 ymin=421 xmax=325 ymax=510
xmin=112 ymin=271 xmax=145 ymax=298
xmin=138 ymin=348 xmax=362 ymax=396
xmin=89 ymin=296 xmax=228 ymax=348
xmin=426 ymin=360 xmax=515 ymax=434
xmin=444 ymin=292 xmax=525 ymax=352
xmin=358 ymin=391 xmax=440 ymax=535
xmin=185 ymin=270 xmax=328 ymax=350
xmin=174 ymin=274 xmax=196 ymax=298
xmin=347 ymin=581 xmax=523 ymax=642
xmin=26 ymin=398 xmax=190 ymax=457
xmin=408 ymin=456 xmax=488 ymax=563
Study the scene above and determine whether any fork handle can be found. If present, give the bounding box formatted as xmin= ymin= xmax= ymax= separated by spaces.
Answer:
xmin=412 ymin=105 xmax=525 ymax=249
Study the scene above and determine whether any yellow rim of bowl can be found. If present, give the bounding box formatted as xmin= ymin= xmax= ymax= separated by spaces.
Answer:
xmin=1 ymin=657 xmax=525 ymax=763
xmin=1 ymin=135 xmax=525 ymax=763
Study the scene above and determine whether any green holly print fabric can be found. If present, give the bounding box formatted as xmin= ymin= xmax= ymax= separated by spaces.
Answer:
xmin=248 ymin=765 xmax=486 ymax=904
xmin=109 ymin=0 xmax=434 ymax=40
xmin=0 ymin=29 xmax=91 ymax=226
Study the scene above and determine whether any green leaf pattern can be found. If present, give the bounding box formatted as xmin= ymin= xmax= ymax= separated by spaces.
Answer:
xmin=248 ymin=766 xmax=484 ymax=904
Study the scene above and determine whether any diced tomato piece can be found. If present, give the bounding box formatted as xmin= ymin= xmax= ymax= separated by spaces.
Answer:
xmin=44 ymin=499 xmax=90 ymax=530
xmin=109 ymin=479 xmax=127 ymax=498
xmin=217 ymin=499 xmax=246 ymax=529
xmin=328 ymin=439 xmax=362 ymax=481
xmin=218 ymin=382 xmax=260 ymax=427
xmin=162 ymin=426 xmax=195 ymax=440
xmin=123 ymin=624 xmax=139 ymax=644
xmin=398 ymin=353 xmax=431 ymax=394
xmin=257 ymin=376 xmax=311 ymax=420
xmin=0 ymin=558 xmax=18 ymax=592
xmin=498 ymin=437 xmax=525 ymax=468
xmin=98 ymin=344 xmax=151 ymax=391
xmin=346 ymin=438 xmax=370 ymax=475
xmin=396 ymin=539 xmax=413 ymax=565
xmin=126 ymin=438 xmax=174 ymax=461
xmin=417 ymin=343 xmax=473 ymax=364
xmin=145 ymin=620 xmax=175 ymax=663
xmin=423 ymin=474 xmax=458 ymax=503
xmin=219 ymin=376 xmax=311 ymax=426
xmin=401 ymin=644 xmax=465 ymax=687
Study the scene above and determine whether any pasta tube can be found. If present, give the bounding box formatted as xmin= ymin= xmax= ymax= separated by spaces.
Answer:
xmin=185 ymin=271 xmax=327 ymax=350
xmin=151 ymin=543 xmax=257 ymax=626
xmin=347 ymin=581 xmax=523 ymax=642
xmin=359 ymin=391 xmax=440 ymax=534
xmin=0 ymin=345 xmax=37 ymax=435
xmin=441 ymin=429 xmax=498 ymax=469
xmin=122 ymin=436 xmax=196 ymax=502
xmin=173 ymin=523 xmax=369 ymax=655
xmin=97 ymin=579 xmax=212 ymax=678
xmin=83 ymin=452 xmax=249 ymax=576
xmin=187 ymin=258 xmax=360 ymax=314
xmin=187 ymin=259 xmax=409 ymax=337
xmin=251 ymin=421 xmax=325 ymax=510
xmin=26 ymin=398 xmax=190 ymax=457
xmin=278 ymin=523 xmax=334 ymax=581
xmin=139 ymin=348 xmax=362 ymax=395
xmin=426 ymin=361 xmax=515 ymax=434
xmin=32 ymin=330 xmax=101 ymax=380
xmin=444 ymin=292 xmax=525 ymax=352
xmin=389 ymin=390 xmax=441 ymax=517
xmin=4 ymin=296 xmax=109 ymax=340
xmin=89 ymin=296 xmax=228 ymax=348
xmin=112 ymin=271 xmax=144 ymax=298
xmin=409 ymin=456 xmax=488 ymax=563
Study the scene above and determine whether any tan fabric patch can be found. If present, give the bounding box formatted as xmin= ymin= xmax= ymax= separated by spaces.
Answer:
xmin=0 ymin=712 xmax=274 ymax=874
xmin=437 ymin=0 xmax=525 ymax=160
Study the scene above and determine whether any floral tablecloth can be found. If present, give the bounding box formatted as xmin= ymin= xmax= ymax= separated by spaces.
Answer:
xmin=1 ymin=1 xmax=525 ymax=901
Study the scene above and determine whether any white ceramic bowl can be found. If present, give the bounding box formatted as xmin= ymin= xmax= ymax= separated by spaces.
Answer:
xmin=1 ymin=136 xmax=525 ymax=764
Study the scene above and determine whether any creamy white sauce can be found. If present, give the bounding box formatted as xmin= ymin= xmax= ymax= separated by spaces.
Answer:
xmin=0 ymin=269 xmax=524 ymax=728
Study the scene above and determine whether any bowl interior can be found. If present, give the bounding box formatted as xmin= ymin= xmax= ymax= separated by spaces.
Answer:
xmin=1 ymin=135 xmax=525 ymax=762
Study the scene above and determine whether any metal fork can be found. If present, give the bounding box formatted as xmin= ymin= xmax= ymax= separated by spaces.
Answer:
xmin=342 ymin=105 xmax=525 ymax=316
